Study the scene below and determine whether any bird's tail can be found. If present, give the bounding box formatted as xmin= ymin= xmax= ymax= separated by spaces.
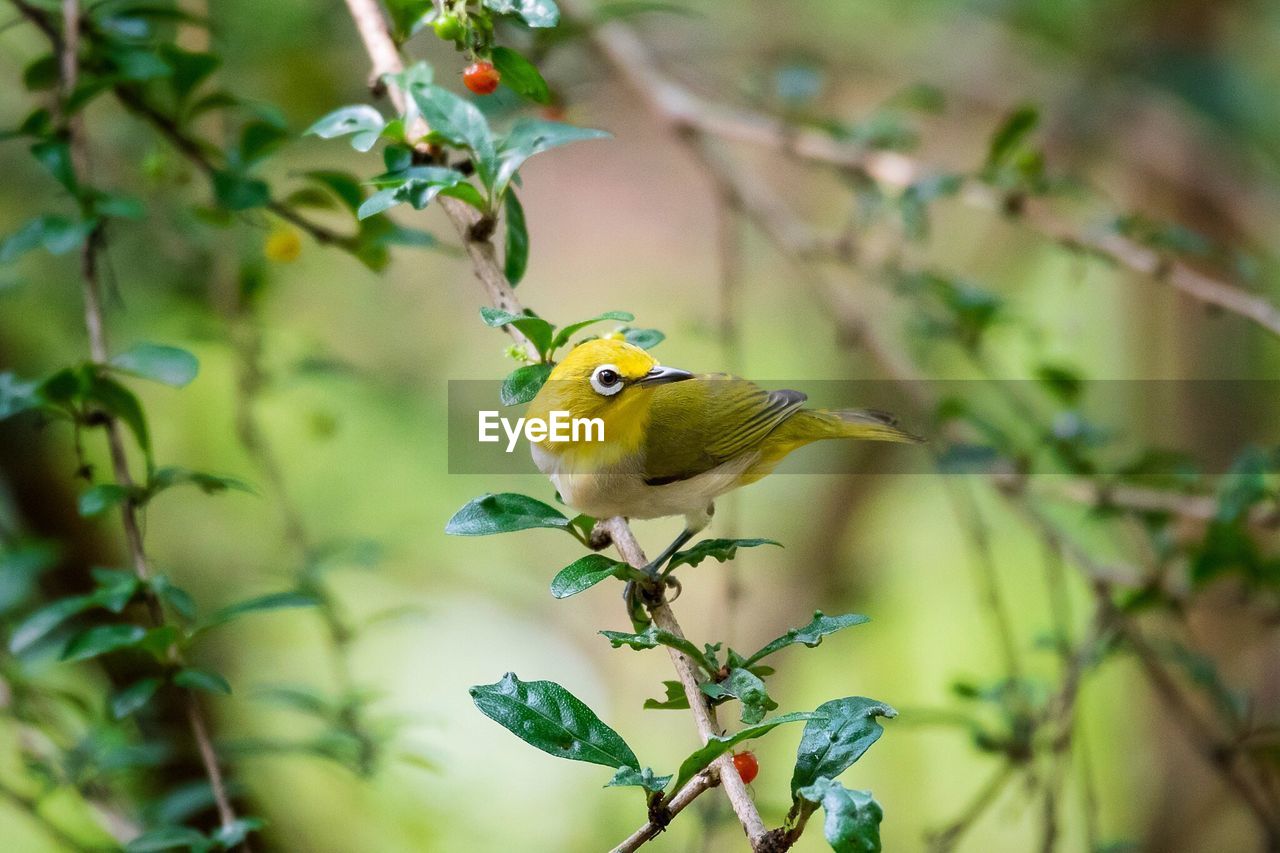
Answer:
xmin=796 ymin=408 xmax=923 ymax=444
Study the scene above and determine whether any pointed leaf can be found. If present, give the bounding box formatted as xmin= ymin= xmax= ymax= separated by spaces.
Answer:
xmin=109 ymin=343 xmax=199 ymax=387
xmin=173 ymin=667 xmax=231 ymax=695
xmin=470 ymin=672 xmax=638 ymax=769
xmin=500 ymin=362 xmax=553 ymax=406
xmin=672 ymin=712 xmax=813 ymax=792
xmin=61 ymin=623 xmax=149 ymax=661
xmin=491 ymin=46 xmax=551 ymax=104
xmin=701 ymin=668 xmax=777 ymax=724
xmin=551 ymin=554 xmax=630 ymax=598
xmin=667 ymin=538 xmax=780 ymax=571
xmin=600 ymin=626 xmax=716 ymax=675
xmin=445 ymin=492 xmax=569 ymax=536
xmin=607 ymin=765 xmax=672 ymax=793
xmin=480 ymin=306 xmax=555 ymax=355
xmin=795 ymin=778 xmax=883 ymax=852
xmin=493 ymin=119 xmax=610 ymax=198
xmin=549 ymin=311 xmax=635 ymax=352
xmin=504 ymin=189 xmax=529 ymax=285
xmin=410 ymin=85 xmax=496 ymax=188
xmin=111 ymin=677 xmax=163 ymax=719
xmin=791 ymin=697 xmax=897 ymax=796
xmin=643 ymin=680 xmax=689 ymax=710
xmin=743 ymin=611 xmax=871 ymax=667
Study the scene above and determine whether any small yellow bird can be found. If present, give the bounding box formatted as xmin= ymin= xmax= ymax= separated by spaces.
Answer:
xmin=528 ymin=339 xmax=920 ymax=574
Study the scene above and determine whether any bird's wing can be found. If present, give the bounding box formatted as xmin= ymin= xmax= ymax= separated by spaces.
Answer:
xmin=641 ymin=375 xmax=806 ymax=485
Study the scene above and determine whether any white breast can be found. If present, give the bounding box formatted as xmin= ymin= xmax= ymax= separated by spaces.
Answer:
xmin=531 ymin=443 xmax=755 ymax=521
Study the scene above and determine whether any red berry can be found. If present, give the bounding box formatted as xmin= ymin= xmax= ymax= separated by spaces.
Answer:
xmin=463 ymin=61 xmax=501 ymax=95
xmin=732 ymin=751 xmax=759 ymax=785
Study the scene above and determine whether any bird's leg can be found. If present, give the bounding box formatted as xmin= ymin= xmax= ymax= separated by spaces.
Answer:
xmin=642 ymin=528 xmax=696 ymax=579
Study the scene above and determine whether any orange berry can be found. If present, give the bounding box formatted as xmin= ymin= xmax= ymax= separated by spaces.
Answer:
xmin=732 ymin=751 xmax=759 ymax=785
xmin=463 ymin=61 xmax=501 ymax=96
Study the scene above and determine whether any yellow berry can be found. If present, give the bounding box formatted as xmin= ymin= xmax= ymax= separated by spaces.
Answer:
xmin=264 ymin=228 xmax=302 ymax=262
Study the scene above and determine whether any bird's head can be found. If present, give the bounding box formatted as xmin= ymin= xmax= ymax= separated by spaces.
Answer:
xmin=528 ymin=338 xmax=692 ymax=448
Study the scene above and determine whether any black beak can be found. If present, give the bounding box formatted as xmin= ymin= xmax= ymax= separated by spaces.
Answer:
xmin=635 ymin=365 xmax=693 ymax=386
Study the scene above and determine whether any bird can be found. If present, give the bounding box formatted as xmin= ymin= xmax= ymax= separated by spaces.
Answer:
xmin=527 ymin=338 xmax=920 ymax=578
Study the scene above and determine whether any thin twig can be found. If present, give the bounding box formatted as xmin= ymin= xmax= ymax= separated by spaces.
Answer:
xmin=927 ymin=761 xmax=1015 ymax=852
xmin=611 ymin=771 xmax=717 ymax=853
xmin=55 ymin=0 xmax=240 ymax=834
xmin=560 ymin=1 xmax=1280 ymax=340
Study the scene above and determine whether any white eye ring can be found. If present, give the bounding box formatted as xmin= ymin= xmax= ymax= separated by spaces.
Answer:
xmin=590 ymin=364 xmax=624 ymax=396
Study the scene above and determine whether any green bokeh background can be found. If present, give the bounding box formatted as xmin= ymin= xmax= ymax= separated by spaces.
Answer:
xmin=2 ymin=0 xmax=1278 ymax=850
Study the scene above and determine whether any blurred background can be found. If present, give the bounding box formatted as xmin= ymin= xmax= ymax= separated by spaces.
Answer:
xmin=1 ymin=0 xmax=1279 ymax=850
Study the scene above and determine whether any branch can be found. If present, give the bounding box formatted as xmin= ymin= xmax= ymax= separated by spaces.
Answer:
xmin=601 ymin=518 xmax=770 ymax=848
xmin=335 ymin=1 xmax=769 ymax=845
xmin=54 ymin=0 xmax=240 ymax=835
xmin=611 ymin=770 xmax=716 ymax=853
xmin=1016 ymin=501 xmax=1280 ymax=841
xmin=562 ymin=1 xmax=1280 ymax=340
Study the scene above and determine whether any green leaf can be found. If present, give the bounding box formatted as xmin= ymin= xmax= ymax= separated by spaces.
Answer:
xmin=504 ymin=190 xmax=529 ymax=285
xmin=78 ymin=483 xmax=131 ymax=517
xmin=790 ymin=697 xmax=896 ymax=796
xmin=305 ymin=104 xmax=386 ymax=152
xmin=23 ymin=55 xmax=58 ymax=91
xmin=607 ymin=766 xmax=672 ymax=792
xmin=174 ymin=667 xmax=231 ymax=695
xmin=147 ymin=466 xmax=254 ymax=498
xmin=623 ymin=328 xmax=664 ymax=349
xmin=743 ymin=611 xmax=871 ymax=667
xmin=481 ymin=306 xmax=555 ymax=356
xmin=1 ymin=216 xmax=95 ymax=263
xmin=0 ymin=372 xmax=40 ymax=419
xmin=551 ymin=554 xmax=635 ymax=598
xmin=549 ymin=311 xmax=635 ymax=352
xmin=667 ymin=538 xmax=781 ymax=571
xmin=493 ymin=119 xmax=610 ymax=199
xmin=211 ymin=817 xmax=264 ymax=849
xmin=500 ymin=362 xmax=553 ymax=406
xmin=795 ymin=778 xmax=883 ymax=852
xmin=124 ymin=826 xmax=210 ymax=852
xmin=10 ymin=594 xmax=99 ymax=654
xmin=643 ymin=680 xmax=689 ymax=710
xmin=672 ymin=712 xmax=813 ymax=792
xmin=152 ymin=576 xmax=197 ymax=621
xmin=212 ymin=170 xmax=269 ymax=211
xmin=84 ymin=375 xmax=150 ymax=459
xmin=31 ymin=139 xmax=77 ymax=192
xmin=985 ymin=105 xmax=1039 ymax=170
xmin=439 ymin=181 xmax=487 ymax=210
xmin=303 ymin=170 xmax=365 ymax=216
xmin=484 ymin=0 xmax=561 ymax=27
xmin=109 ymin=343 xmax=199 ymax=387
xmin=600 ymin=626 xmax=717 ymax=675
xmin=491 ymin=46 xmax=551 ymax=104
xmin=238 ymin=120 xmax=289 ymax=166
xmin=701 ymin=668 xmax=777 ymax=725
xmin=61 ymin=623 xmax=149 ymax=662
xmin=111 ymin=677 xmax=163 ymax=719
xmin=470 ymin=672 xmax=639 ymax=769
xmin=209 ymin=591 xmax=318 ymax=626
xmin=410 ymin=85 xmax=496 ymax=189
xmin=445 ymin=492 xmax=570 ymax=535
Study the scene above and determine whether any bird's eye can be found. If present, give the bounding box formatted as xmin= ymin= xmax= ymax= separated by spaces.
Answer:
xmin=590 ymin=364 xmax=624 ymax=396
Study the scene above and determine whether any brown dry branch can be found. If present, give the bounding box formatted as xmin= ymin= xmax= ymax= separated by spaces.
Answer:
xmin=561 ymin=0 xmax=1280 ymax=340
xmin=53 ymin=0 xmax=240 ymax=835
xmin=337 ymin=0 xmax=773 ymax=847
